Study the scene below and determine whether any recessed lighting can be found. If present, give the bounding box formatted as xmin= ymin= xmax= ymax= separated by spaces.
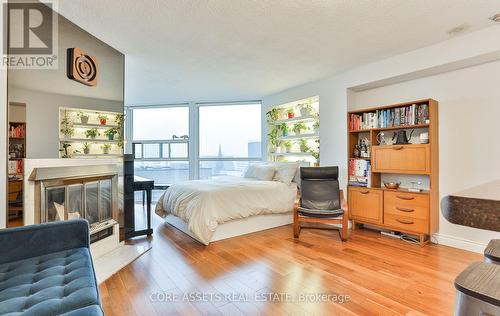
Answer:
xmin=447 ymin=24 xmax=468 ymax=35
xmin=490 ymin=14 xmax=500 ymax=22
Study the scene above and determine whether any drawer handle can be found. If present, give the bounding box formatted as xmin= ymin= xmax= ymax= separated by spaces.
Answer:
xmin=360 ymin=190 xmax=370 ymax=194
xmin=396 ymin=218 xmax=414 ymax=225
xmin=396 ymin=207 xmax=414 ymax=213
xmin=392 ymin=146 xmax=404 ymax=150
xmin=396 ymin=195 xmax=414 ymax=201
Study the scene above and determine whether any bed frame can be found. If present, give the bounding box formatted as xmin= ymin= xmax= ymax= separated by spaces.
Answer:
xmin=164 ymin=212 xmax=293 ymax=245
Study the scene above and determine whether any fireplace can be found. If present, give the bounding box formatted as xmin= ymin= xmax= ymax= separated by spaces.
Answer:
xmin=30 ymin=165 xmax=119 ymax=243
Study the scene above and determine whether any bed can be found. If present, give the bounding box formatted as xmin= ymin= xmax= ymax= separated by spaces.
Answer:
xmin=155 ymin=163 xmax=300 ymax=245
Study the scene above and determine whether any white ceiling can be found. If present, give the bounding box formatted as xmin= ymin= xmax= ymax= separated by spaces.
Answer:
xmin=56 ymin=0 xmax=500 ymax=105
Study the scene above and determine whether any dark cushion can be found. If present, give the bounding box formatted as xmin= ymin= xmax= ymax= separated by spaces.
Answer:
xmin=298 ymin=207 xmax=344 ymax=218
xmin=0 ymin=247 xmax=102 ymax=316
xmin=300 ymin=166 xmax=341 ymax=211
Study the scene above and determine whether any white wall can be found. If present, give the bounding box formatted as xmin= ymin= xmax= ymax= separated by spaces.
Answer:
xmin=263 ymin=26 xmax=500 ymax=252
xmin=353 ymin=60 xmax=500 ymax=250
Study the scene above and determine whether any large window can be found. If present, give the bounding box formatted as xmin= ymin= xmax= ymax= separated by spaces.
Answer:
xmin=131 ymin=105 xmax=190 ymax=186
xmin=198 ymin=102 xmax=262 ymax=179
xmin=128 ymin=102 xmax=262 ymax=184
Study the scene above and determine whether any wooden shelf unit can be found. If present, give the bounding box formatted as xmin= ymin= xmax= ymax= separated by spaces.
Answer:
xmin=347 ymin=99 xmax=439 ymax=246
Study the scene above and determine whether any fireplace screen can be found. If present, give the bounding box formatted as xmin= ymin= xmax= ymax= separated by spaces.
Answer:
xmin=41 ymin=177 xmax=116 ymax=229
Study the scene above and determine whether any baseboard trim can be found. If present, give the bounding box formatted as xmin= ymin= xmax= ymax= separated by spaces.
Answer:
xmin=432 ymin=233 xmax=487 ymax=254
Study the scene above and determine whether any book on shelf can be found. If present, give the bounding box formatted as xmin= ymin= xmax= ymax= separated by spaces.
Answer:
xmin=9 ymin=123 xmax=25 ymax=138
xmin=8 ymin=160 xmax=23 ymax=175
xmin=348 ymin=158 xmax=371 ymax=187
xmin=350 ymin=103 xmax=429 ymax=131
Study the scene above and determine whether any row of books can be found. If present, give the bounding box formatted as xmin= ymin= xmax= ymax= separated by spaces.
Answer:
xmin=348 ymin=159 xmax=370 ymax=187
xmin=349 ymin=104 xmax=429 ymax=131
xmin=9 ymin=124 xmax=25 ymax=138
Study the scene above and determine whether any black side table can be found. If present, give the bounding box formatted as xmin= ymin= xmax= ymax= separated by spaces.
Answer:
xmin=131 ymin=176 xmax=154 ymax=237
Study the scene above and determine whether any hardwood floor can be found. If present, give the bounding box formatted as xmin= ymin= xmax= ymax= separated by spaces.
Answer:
xmin=100 ymin=214 xmax=481 ymax=316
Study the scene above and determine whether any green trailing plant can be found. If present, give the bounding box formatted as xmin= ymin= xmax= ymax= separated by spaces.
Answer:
xmin=104 ymin=127 xmax=118 ymax=140
xmin=310 ymin=149 xmax=319 ymax=162
xmin=85 ymin=128 xmax=100 ymax=139
xmin=60 ymin=114 xmax=75 ymax=138
xmin=313 ymin=120 xmax=319 ymax=131
xmin=299 ymin=139 xmax=309 ymax=152
xmin=267 ymin=126 xmax=280 ymax=149
xmin=101 ymin=143 xmax=112 ymax=154
xmin=115 ymin=113 xmax=125 ymax=148
xmin=266 ymin=108 xmax=282 ymax=123
xmin=292 ymin=122 xmax=308 ymax=135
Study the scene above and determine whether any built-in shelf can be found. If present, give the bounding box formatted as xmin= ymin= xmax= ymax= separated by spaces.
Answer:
xmin=72 ymin=154 xmax=122 ymax=157
xmin=278 ymin=132 xmax=319 ymax=141
xmin=273 ymin=115 xmax=317 ymax=125
xmin=59 ymin=138 xmax=120 ymax=143
xmin=349 ymin=157 xmax=371 ymax=160
xmin=349 ymin=123 xmax=429 ymax=133
xmin=72 ymin=123 xmax=120 ymax=128
xmin=270 ymin=152 xmax=313 ymax=157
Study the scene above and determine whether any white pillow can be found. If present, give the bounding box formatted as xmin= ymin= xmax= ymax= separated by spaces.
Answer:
xmin=268 ymin=162 xmax=301 ymax=184
xmin=244 ymin=164 xmax=275 ymax=181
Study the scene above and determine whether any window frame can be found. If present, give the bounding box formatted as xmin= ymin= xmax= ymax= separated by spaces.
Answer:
xmin=126 ymin=101 xmax=263 ymax=183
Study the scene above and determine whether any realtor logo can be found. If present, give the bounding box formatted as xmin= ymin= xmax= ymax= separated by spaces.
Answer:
xmin=2 ymin=0 xmax=58 ymax=69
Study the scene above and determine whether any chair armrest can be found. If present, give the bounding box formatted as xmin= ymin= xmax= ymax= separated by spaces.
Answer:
xmin=0 ymin=219 xmax=90 ymax=264
xmin=294 ymin=190 xmax=301 ymax=211
xmin=340 ymin=189 xmax=348 ymax=214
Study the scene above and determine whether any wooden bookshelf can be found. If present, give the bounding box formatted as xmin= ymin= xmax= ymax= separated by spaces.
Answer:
xmin=8 ymin=122 xmax=26 ymax=223
xmin=347 ymin=99 xmax=439 ymax=246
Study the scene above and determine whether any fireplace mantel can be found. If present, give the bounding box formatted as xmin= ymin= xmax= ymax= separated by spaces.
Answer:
xmin=30 ymin=164 xmax=118 ymax=181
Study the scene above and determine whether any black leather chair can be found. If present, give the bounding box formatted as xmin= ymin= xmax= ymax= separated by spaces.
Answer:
xmin=294 ymin=166 xmax=348 ymax=241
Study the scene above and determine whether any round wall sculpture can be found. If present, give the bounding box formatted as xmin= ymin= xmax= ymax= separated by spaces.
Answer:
xmin=67 ymin=47 xmax=98 ymax=86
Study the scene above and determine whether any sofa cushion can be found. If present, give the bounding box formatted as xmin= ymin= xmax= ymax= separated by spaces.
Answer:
xmin=0 ymin=247 xmax=102 ymax=316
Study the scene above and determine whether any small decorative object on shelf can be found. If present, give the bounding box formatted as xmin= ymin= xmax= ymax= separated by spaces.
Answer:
xmin=392 ymin=129 xmax=414 ymax=145
xmin=376 ymin=132 xmax=388 ymax=145
xmin=299 ymin=103 xmax=313 ymax=116
xmin=85 ymin=128 xmax=100 ymax=139
xmin=76 ymin=111 xmax=89 ymax=124
xmin=419 ymin=132 xmax=429 ymax=144
xmin=83 ymin=142 xmax=90 ymax=155
xmin=280 ymin=123 xmax=288 ymax=137
xmin=383 ymin=181 xmax=401 ymax=190
xmin=353 ymin=144 xmax=360 ymax=158
xmin=104 ymin=127 xmax=118 ymax=140
xmin=97 ymin=114 xmax=108 ymax=125
xmin=101 ymin=143 xmax=111 ymax=154
xmin=287 ymin=108 xmax=295 ymax=119
xmin=283 ymin=141 xmax=292 ymax=153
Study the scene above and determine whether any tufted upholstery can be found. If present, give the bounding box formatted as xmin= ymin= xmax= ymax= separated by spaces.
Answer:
xmin=0 ymin=220 xmax=103 ymax=316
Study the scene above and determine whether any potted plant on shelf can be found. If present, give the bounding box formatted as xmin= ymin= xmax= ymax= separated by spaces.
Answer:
xmin=299 ymin=103 xmax=313 ymax=116
xmin=299 ymin=139 xmax=309 ymax=152
xmin=84 ymin=128 xmax=100 ymax=139
xmin=97 ymin=114 xmax=108 ymax=125
xmin=104 ymin=127 xmax=118 ymax=140
xmin=101 ymin=143 xmax=111 ymax=154
xmin=60 ymin=114 xmax=74 ymax=140
xmin=59 ymin=142 xmax=72 ymax=158
xmin=267 ymin=126 xmax=280 ymax=153
xmin=287 ymin=108 xmax=295 ymax=119
xmin=77 ymin=111 xmax=89 ymax=124
xmin=266 ymin=108 xmax=283 ymax=123
xmin=279 ymin=123 xmax=289 ymax=137
xmin=283 ymin=141 xmax=292 ymax=153
xmin=82 ymin=142 xmax=91 ymax=155
xmin=292 ymin=123 xmax=308 ymax=135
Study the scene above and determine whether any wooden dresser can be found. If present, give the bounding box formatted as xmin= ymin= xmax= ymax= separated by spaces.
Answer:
xmin=347 ymin=99 xmax=439 ymax=246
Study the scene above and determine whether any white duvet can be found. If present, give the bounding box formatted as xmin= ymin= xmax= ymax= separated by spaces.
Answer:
xmin=155 ymin=176 xmax=297 ymax=244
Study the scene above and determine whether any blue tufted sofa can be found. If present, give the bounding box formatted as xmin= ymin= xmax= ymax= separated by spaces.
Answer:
xmin=0 ymin=219 xmax=104 ymax=315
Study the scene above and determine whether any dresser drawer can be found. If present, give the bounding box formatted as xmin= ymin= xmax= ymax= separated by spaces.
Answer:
xmin=372 ymin=144 xmax=430 ymax=174
xmin=384 ymin=191 xmax=429 ymax=220
xmin=384 ymin=214 xmax=429 ymax=234
xmin=348 ymin=187 xmax=383 ymax=224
